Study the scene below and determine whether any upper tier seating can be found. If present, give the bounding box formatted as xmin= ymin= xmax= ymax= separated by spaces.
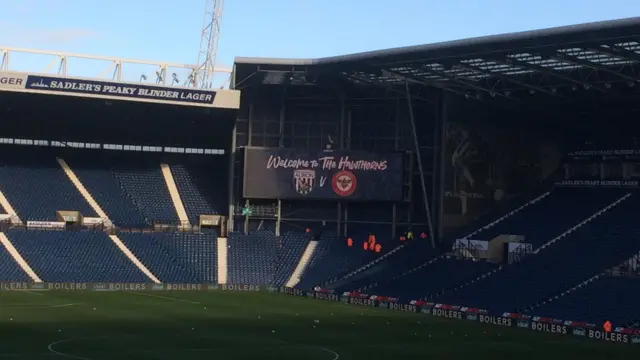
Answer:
xmin=532 ymin=276 xmax=640 ymax=326
xmin=469 ymin=188 xmax=625 ymax=247
xmin=0 ymin=242 xmax=30 ymax=281
xmin=7 ymin=229 xmax=148 ymax=282
xmin=119 ymin=232 xmax=218 ymax=283
xmin=0 ymin=154 xmax=95 ymax=221
xmin=68 ymin=159 xmax=148 ymax=228
xmin=170 ymin=161 xmax=227 ymax=224
xmin=67 ymin=155 xmax=177 ymax=227
xmin=441 ymin=192 xmax=640 ymax=314
xmin=112 ymin=159 xmax=178 ymax=225
xmin=227 ymin=231 xmax=277 ymax=285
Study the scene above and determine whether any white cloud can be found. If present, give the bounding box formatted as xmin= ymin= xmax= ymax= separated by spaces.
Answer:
xmin=0 ymin=24 xmax=97 ymax=46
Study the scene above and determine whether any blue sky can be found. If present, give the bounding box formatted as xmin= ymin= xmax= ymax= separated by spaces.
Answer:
xmin=0 ymin=0 xmax=639 ymax=85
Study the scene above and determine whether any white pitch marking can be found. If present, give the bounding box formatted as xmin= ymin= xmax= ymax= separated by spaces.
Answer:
xmin=47 ymin=334 xmax=341 ymax=360
xmin=47 ymin=338 xmax=94 ymax=360
xmin=321 ymin=347 xmax=340 ymax=360
xmin=0 ymin=303 xmax=78 ymax=309
xmin=23 ymin=290 xmax=45 ymax=296
xmin=128 ymin=291 xmax=201 ymax=304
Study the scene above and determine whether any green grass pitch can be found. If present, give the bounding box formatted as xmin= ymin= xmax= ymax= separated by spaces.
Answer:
xmin=0 ymin=290 xmax=635 ymax=359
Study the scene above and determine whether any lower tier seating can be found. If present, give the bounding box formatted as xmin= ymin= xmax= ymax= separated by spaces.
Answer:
xmin=441 ymin=193 xmax=640 ymax=314
xmin=272 ymin=232 xmax=311 ymax=286
xmin=369 ymin=258 xmax=498 ymax=301
xmin=119 ymin=232 xmax=218 ymax=283
xmin=7 ymin=230 xmax=148 ymax=282
xmin=227 ymin=232 xmax=277 ymax=285
xmin=0 ymin=242 xmax=30 ymax=281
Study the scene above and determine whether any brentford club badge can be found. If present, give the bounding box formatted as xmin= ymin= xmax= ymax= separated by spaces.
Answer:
xmin=332 ymin=170 xmax=356 ymax=196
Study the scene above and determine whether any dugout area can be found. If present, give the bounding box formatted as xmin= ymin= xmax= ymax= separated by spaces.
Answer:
xmin=232 ymin=17 xmax=640 ymax=243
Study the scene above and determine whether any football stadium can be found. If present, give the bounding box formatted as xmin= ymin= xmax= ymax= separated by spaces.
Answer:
xmin=1 ymin=14 xmax=640 ymax=359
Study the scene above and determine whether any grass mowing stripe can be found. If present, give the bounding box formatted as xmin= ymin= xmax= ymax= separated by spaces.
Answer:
xmin=0 ymin=291 xmax=635 ymax=359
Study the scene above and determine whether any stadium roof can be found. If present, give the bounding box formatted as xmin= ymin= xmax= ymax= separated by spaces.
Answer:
xmin=234 ymin=17 xmax=640 ymax=101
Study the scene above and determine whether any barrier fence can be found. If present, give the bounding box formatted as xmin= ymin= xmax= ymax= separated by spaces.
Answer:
xmin=1 ymin=282 xmax=636 ymax=345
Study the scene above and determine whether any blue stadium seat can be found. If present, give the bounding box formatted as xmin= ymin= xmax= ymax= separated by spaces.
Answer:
xmin=67 ymin=155 xmax=177 ymax=227
xmin=119 ymin=232 xmax=218 ymax=283
xmin=68 ymin=159 xmax=148 ymax=228
xmin=0 ymin=155 xmax=95 ymax=221
xmin=440 ymin=193 xmax=640 ymax=314
xmin=113 ymin=161 xmax=178 ymax=225
xmin=271 ymin=232 xmax=311 ymax=286
xmin=532 ymin=276 xmax=640 ymax=326
xmin=369 ymin=257 xmax=498 ymax=301
xmin=7 ymin=229 xmax=148 ymax=282
xmin=227 ymin=231 xmax=277 ymax=285
xmin=470 ymin=188 xmax=625 ymax=247
xmin=170 ymin=162 xmax=227 ymax=224
xmin=296 ymin=233 xmax=377 ymax=290
xmin=0 ymin=243 xmax=30 ymax=281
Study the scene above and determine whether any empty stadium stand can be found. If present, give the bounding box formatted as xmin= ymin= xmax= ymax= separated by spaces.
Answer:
xmin=440 ymin=191 xmax=640 ymax=314
xmin=532 ymin=275 xmax=640 ymax=326
xmin=467 ymin=188 xmax=625 ymax=247
xmin=272 ymin=232 xmax=311 ymax=286
xmin=67 ymin=155 xmax=178 ymax=227
xmin=0 ymin=241 xmax=30 ymax=281
xmin=170 ymin=161 xmax=228 ymax=224
xmin=0 ymin=152 xmax=96 ymax=221
xmin=368 ymin=257 xmax=498 ymax=301
xmin=227 ymin=231 xmax=277 ymax=285
xmin=7 ymin=229 xmax=148 ymax=282
xmin=119 ymin=232 xmax=218 ymax=283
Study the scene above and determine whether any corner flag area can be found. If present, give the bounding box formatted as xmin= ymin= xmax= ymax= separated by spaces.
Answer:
xmin=0 ymin=290 xmax=634 ymax=360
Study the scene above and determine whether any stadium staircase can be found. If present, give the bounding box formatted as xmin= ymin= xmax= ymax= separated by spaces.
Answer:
xmin=160 ymin=164 xmax=190 ymax=228
xmin=0 ymin=232 xmax=42 ymax=282
xmin=439 ymin=191 xmax=639 ymax=314
xmin=285 ymin=239 xmax=318 ymax=288
xmin=218 ymin=237 xmax=228 ymax=284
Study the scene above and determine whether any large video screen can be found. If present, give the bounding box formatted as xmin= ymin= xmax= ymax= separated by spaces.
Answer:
xmin=243 ymin=148 xmax=404 ymax=201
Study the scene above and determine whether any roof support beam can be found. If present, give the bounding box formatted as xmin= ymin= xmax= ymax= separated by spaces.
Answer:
xmin=548 ymin=51 xmax=637 ymax=83
xmin=454 ymin=63 xmax=560 ymax=97
xmin=380 ymin=68 xmax=471 ymax=98
xmin=340 ymin=72 xmax=432 ymax=102
xmin=492 ymin=56 xmax=607 ymax=92
xmin=587 ymin=45 xmax=640 ymax=63
xmin=417 ymin=66 xmax=514 ymax=101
